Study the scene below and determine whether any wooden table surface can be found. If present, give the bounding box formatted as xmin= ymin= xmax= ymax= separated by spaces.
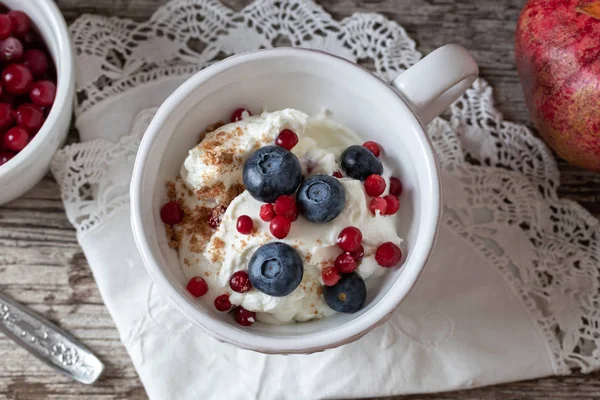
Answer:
xmin=1 ymin=0 xmax=600 ymax=399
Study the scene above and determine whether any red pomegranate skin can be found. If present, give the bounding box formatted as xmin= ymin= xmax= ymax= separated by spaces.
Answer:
xmin=515 ymin=0 xmax=600 ymax=171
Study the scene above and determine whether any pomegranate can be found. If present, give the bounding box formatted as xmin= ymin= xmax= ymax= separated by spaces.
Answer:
xmin=516 ymin=0 xmax=600 ymax=171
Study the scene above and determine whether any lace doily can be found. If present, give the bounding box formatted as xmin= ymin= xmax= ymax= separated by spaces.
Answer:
xmin=51 ymin=0 xmax=600 ymax=376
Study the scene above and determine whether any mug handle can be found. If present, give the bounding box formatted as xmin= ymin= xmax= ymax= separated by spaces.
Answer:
xmin=391 ymin=44 xmax=479 ymax=126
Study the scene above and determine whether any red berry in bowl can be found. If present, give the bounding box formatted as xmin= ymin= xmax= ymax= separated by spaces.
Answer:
xmin=0 ymin=93 xmax=14 ymax=104
xmin=259 ymin=203 xmax=275 ymax=222
xmin=207 ymin=205 xmax=226 ymax=229
xmin=21 ymin=31 xmax=41 ymax=49
xmin=0 ymin=102 xmax=13 ymax=130
xmin=288 ymin=209 xmax=298 ymax=222
xmin=364 ymin=174 xmax=386 ymax=196
xmin=3 ymin=126 xmax=28 ymax=151
xmin=7 ymin=11 xmax=30 ymax=37
xmin=269 ymin=215 xmax=291 ymax=239
xmin=2 ymin=64 xmax=33 ymax=95
xmin=337 ymin=226 xmax=362 ymax=252
xmin=335 ymin=253 xmax=357 ymax=274
xmin=0 ymin=151 xmax=13 ymax=166
xmin=349 ymin=244 xmax=364 ymax=263
xmin=275 ymin=129 xmax=298 ymax=150
xmin=15 ymin=104 xmax=44 ymax=133
xmin=322 ymin=266 xmax=341 ymax=286
xmin=274 ymin=194 xmax=297 ymax=221
xmin=0 ymin=37 xmax=23 ymax=62
xmin=375 ymin=242 xmax=403 ymax=267
xmin=0 ymin=14 xmax=12 ymax=39
xmin=160 ymin=201 xmax=183 ymax=225
xmin=383 ymin=194 xmax=400 ymax=215
xmin=231 ymin=108 xmax=251 ymax=122
xmin=234 ymin=306 xmax=256 ymax=326
xmin=186 ymin=276 xmax=209 ymax=297
xmin=363 ymin=141 xmax=381 ymax=157
xmin=236 ymin=215 xmax=253 ymax=234
xmin=369 ymin=197 xmax=388 ymax=216
xmin=229 ymin=271 xmax=252 ymax=293
xmin=214 ymin=294 xmax=232 ymax=312
xmin=29 ymin=80 xmax=56 ymax=107
xmin=23 ymin=49 xmax=49 ymax=78
xmin=389 ymin=177 xmax=403 ymax=197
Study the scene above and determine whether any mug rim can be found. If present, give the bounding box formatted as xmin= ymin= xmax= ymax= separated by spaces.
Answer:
xmin=131 ymin=47 xmax=442 ymax=353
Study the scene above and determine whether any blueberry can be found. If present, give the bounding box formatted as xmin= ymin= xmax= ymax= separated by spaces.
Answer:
xmin=248 ymin=242 xmax=304 ymax=297
xmin=323 ymin=272 xmax=366 ymax=313
xmin=340 ymin=145 xmax=383 ymax=181
xmin=297 ymin=174 xmax=346 ymax=223
xmin=243 ymin=145 xmax=302 ymax=203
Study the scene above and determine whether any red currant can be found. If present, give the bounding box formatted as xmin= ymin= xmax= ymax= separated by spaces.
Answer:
xmin=0 ymin=14 xmax=12 ymax=39
xmin=214 ymin=294 xmax=232 ymax=312
xmin=383 ymin=194 xmax=400 ymax=215
xmin=236 ymin=215 xmax=253 ymax=234
xmin=0 ymin=151 xmax=13 ymax=166
xmin=0 ymin=93 xmax=14 ymax=104
xmin=335 ymin=253 xmax=357 ymax=274
xmin=15 ymin=104 xmax=44 ymax=134
xmin=186 ymin=276 xmax=209 ymax=297
xmin=274 ymin=194 xmax=297 ymax=221
xmin=207 ymin=205 xmax=226 ymax=229
xmin=349 ymin=244 xmax=365 ymax=263
xmin=8 ymin=11 xmax=30 ymax=37
xmin=0 ymin=102 xmax=13 ymax=130
xmin=0 ymin=37 xmax=23 ymax=63
xmin=229 ymin=271 xmax=252 ymax=293
xmin=269 ymin=215 xmax=291 ymax=239
xmin=337 ymin=227 xmax=362 ymax=252
xmin=364 ymin=174 xmax=386 ymax=197
xmin=369 ymin=197 xmax=388 ymax=216
xmin=2 ymin=64 xmax=32 ymax=95
xmin=363 ymin=141 xmax=381 ymax=157
xmin=231 ymin=108 xmax=251 ymax=122
xmin=21 ymin=31 xmax=41 ymax=48
xmin=3 ymin=126 xmax=28 ymax=151
xmin=234 ymin=306 xmax=256 ymax=326
xmin=375 ymin=242 xmax=403 ymax=267
xmin=275 ymin=129 xmax=298 ymax=150
xmin=259 ymin=203 xmax=275 ymax=222
xmin=29 ymin=80 xmax=56 ymax=107
xmin=160 ymin=201 xmax=184 ymax=225
xmin=23 ymin=49 xmax=49 ymax=78
xmin=322 ymin=266 xmax=341 ymax=286
xmin=333 ymin=171 xmax=343 ymax=178
xmin=389 ymin=177 xmax=403 ymax=197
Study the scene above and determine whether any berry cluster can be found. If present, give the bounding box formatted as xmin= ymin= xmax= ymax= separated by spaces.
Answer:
xmin=358 ymin=141 xmax=403 ymax=216
xmin=160 ymin=109 xmax=408 ymax=325
xmin=0 ymin=9 xmax=56 ymax=166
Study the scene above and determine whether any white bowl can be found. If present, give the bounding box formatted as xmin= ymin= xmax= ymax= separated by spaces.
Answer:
xmin=0 ymin=0 xmax=75 ymax=205
xmin=131 ymin=47 xmax=477 ymax=353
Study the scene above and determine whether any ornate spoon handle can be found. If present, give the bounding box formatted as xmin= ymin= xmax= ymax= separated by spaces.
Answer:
xmin=0 ymin=291 xmax=104 ymax=384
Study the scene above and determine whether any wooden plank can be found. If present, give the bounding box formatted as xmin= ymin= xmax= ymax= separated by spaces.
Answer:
xmin=0 ymin=0 xmax=598 ymax=399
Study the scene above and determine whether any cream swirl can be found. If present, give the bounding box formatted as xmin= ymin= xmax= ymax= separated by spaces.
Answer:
xmin=174 ymin=109 xmax=402 ymax=324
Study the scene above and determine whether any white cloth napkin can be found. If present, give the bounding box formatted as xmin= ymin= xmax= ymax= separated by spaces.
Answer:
xmin=51 ymin=0 xmax=600 ymax=398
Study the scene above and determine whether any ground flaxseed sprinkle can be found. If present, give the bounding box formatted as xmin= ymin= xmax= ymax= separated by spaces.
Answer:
xmin=208 ymin=237 xmax=226 ymax=263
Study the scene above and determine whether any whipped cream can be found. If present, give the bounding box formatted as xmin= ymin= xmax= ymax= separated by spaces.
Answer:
xmin=173 ymin=109 xmax=402 ymax=324
xmin=181 ymin=109 xmax=308 ymax=204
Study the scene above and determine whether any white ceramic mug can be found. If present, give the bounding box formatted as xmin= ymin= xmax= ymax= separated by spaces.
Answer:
xmin=131 ymin=45 xmax=478 ymax=354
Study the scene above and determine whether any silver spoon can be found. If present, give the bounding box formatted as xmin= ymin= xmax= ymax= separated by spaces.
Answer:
xmin=0 ymin=291 xmax=104 ymax=384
